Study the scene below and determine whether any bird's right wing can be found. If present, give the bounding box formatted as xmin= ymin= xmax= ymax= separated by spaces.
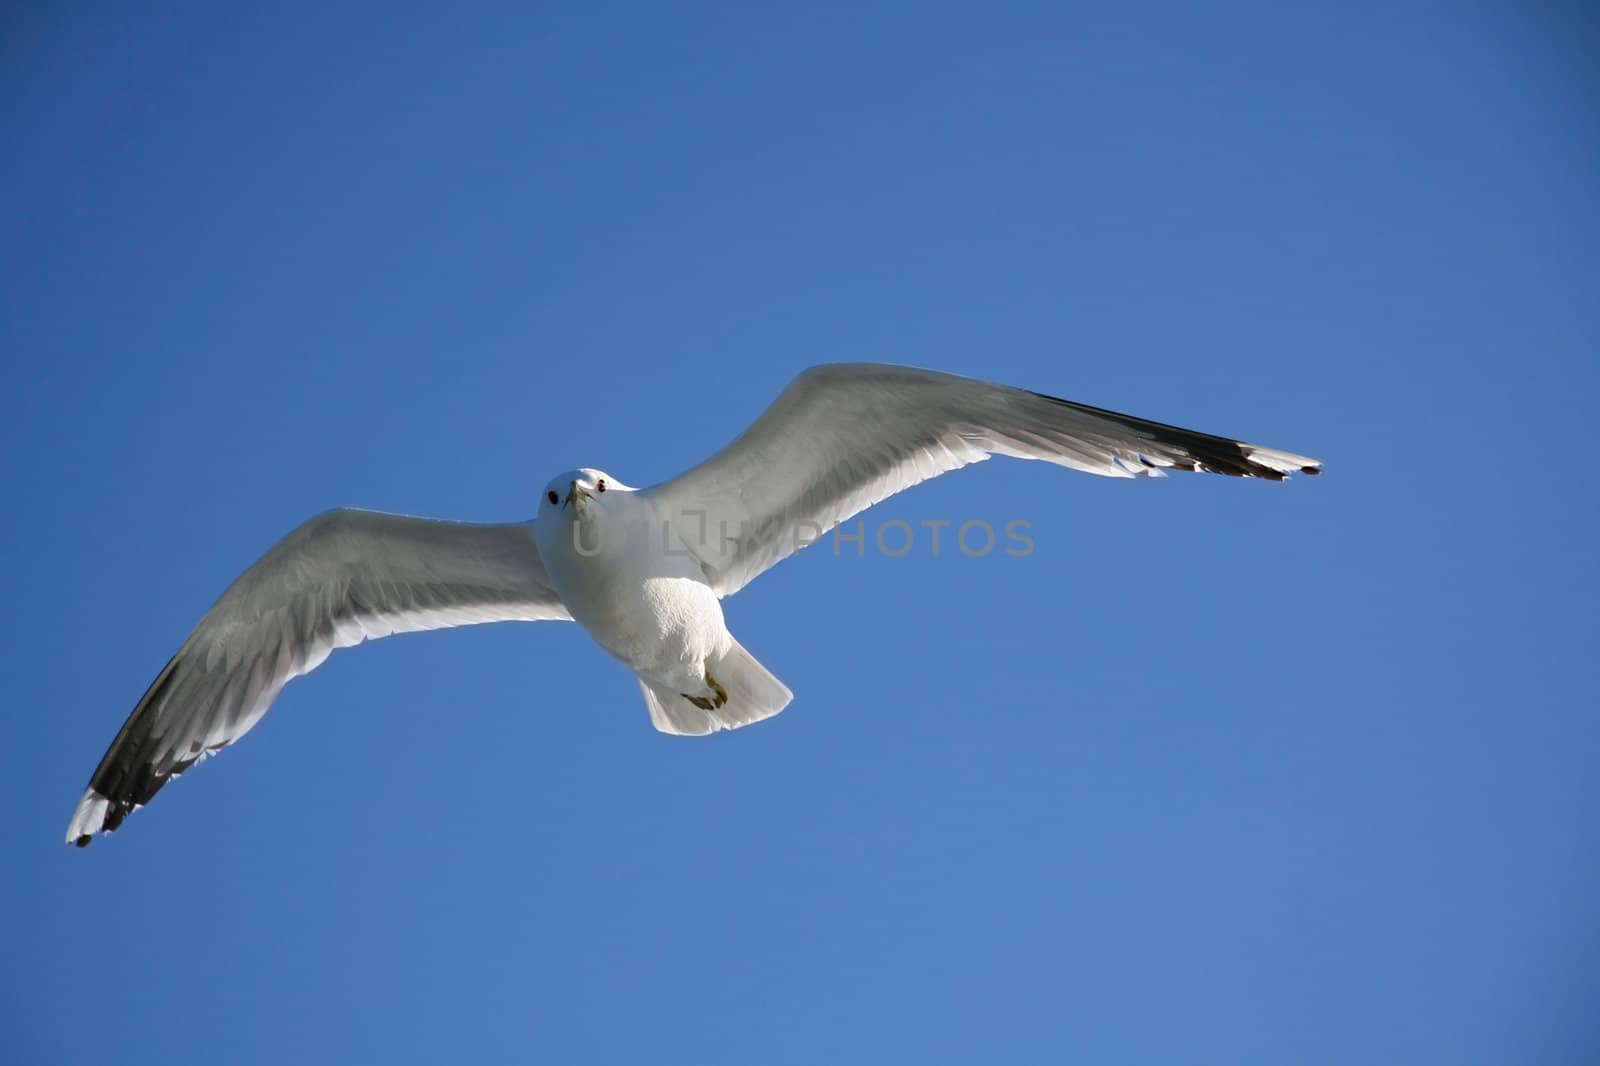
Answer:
xmin=67 ymin=509 xmax=569 ymax=846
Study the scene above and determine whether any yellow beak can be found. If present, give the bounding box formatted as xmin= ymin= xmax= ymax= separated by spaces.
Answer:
xmin=563 ymin=480 xmax=593 ymax=510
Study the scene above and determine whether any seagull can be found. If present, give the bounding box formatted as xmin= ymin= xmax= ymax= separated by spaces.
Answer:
xmin=66 ymin=364 xmax=1321 ymax=845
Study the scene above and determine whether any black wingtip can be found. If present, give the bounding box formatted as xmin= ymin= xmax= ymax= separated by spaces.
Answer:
xmin=75 ymin=651 xmax=202 ymax=844
xmin=1029 ymin=390 xmax=1318 ymax=481
xmin=74 ymin=834 xmax=92 ymax=848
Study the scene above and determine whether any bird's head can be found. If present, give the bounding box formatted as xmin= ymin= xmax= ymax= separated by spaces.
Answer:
xmin=538 ymin=468 xmax=626 ymax=521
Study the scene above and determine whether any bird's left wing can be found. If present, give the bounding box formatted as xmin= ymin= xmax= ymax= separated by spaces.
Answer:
xmin=67 ymin=509 xmax=569 ymax=845
xmin=646 ymin=363 xmax=1321 ymax=597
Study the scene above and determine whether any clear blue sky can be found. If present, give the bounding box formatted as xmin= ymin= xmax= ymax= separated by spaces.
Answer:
xmin=5 ymin=5 xmax=1595 ymax=1064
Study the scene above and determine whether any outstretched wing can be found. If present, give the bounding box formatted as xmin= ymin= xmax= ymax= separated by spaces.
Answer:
xmin=67 ymin=509 xmax=569 ymax=845
xmin=647 ymin=364 xmax=1321 ymax=596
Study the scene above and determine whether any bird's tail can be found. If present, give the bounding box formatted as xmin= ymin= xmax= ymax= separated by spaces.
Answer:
xmin=638 ymin=637 xmax=793 ymax=736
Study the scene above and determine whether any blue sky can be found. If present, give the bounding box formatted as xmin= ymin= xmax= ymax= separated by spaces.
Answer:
xmin=4 ymin=4 xmax=1596 ymax=1063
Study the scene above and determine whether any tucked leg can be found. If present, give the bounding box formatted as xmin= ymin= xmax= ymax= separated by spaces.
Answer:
xmin=681 ymin=669 xmax=729 ymax=711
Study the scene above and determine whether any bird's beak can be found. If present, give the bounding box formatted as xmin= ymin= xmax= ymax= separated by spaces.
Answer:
xmin=563 ymin=480 xmax=593 ymax=510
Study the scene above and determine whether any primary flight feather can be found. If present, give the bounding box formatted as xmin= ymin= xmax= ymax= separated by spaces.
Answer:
xmin=66 ymin=364 xmax=1320 ymax=845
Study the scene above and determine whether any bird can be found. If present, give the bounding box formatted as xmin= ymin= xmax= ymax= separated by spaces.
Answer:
xmin=65 ymin=363 xmax=1321 ymax=846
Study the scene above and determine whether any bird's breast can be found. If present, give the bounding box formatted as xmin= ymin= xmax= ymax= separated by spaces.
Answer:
xmin=537 ymin=501 xmax=723 ymax=667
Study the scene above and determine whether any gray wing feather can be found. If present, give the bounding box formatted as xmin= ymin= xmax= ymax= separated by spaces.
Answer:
xmin=67 ymin=509 xmax=568 ymax=845
xmin=646 ymin=364 xmax=1320 ymax=596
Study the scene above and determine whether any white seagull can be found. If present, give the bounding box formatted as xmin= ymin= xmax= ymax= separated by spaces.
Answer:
xmin=66 ymin=364 xmax=1321 ymax=845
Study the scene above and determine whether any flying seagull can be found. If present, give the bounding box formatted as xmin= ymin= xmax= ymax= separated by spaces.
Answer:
xmin=66 ymin=364 xmax=1320 ymax=845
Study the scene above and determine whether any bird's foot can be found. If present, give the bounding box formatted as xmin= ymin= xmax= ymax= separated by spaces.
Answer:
xmin=682 ymin=671 xmax=729 ymax=711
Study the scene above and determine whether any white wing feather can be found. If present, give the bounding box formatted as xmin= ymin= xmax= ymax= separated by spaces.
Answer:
xmin=67 ymin=509 xmax=568 ymax=845
xmin=647 ymin=364 xmax=1320 ymax=596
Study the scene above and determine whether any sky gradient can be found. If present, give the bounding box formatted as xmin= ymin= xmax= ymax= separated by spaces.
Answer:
xmin=5 ymin=5 xmax=1596 ymax=1064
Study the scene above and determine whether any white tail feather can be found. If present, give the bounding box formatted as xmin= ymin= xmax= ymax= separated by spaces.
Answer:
xmin=638 ymin=637 xmax=793 ymax=736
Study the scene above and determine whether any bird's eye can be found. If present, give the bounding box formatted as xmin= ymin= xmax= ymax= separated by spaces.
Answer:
xmin=547 ymin=490 xmax=559 ymax=505
xmin=597 ymin=479 xmax=606 ymax=492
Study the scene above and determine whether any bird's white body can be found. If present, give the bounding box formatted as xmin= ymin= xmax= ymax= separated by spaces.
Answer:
xmin=533 ymin=472 xmax=729 ymax=705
